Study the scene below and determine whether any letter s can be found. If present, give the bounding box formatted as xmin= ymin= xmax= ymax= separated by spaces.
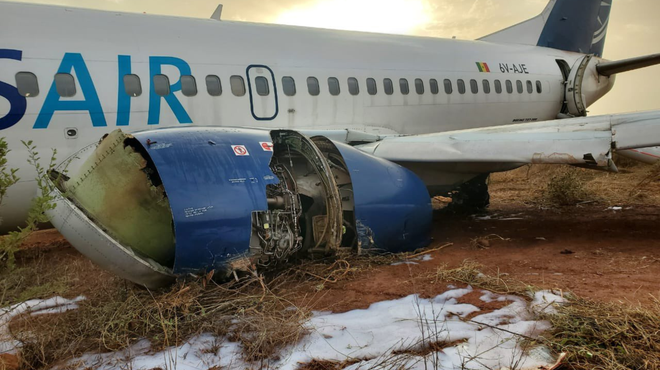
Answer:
xmin=0 ymin=49 xmax=26 ymax=130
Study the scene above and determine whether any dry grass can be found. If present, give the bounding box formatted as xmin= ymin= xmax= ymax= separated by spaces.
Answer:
xmin=9 ymin=259 xmax=360 ymax=370
xmin=297 ymin=359 xmax=362 ymax=370
xmin=5 ymin=250 xmax=401 ymax=370
xmin=7 ymin=248 xmax=660 ymax=370
xmin=433 ymin=260 xmax=535 ymax=296
xmin=2 ymin=240 xmax=404 ymax=370
xmin=0 ymin=248 xmax=71 ymax=308
xmin=433 ymin=261 xmax=660 ymax=370
xmin=546 ymin=297 xmax=660 ymax=369
xmin=490 ymin=162 xmax=660 ymax=208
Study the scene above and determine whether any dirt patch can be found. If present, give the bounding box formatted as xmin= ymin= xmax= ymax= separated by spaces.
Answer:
xmin=1 ymin=229 xmax=118 ymax=308
xmin=455 ymin=290 xmax=512 ymax=321
xmin=287 ymin=201 xmax=660 ymax=311
xmin=297 ymin=359 xmax=362 ymax=370
xmin=19 ymin=229 xmax=69 ymax=251
xmin=0 ymin=353 xmax=20 ymax=370
xmin=290 ymin=258 xmax=460 ymax=313
xmin=431 ymin=204 xmax=660 ymax=306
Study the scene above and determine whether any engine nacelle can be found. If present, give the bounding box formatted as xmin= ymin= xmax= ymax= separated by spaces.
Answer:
xmin=565 ymin=55 xmax=616 ymax=117
xmin=47 ymin=128 xmax=432 ymax=288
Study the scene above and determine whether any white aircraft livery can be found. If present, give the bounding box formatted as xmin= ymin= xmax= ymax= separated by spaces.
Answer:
xmin=1 ymin=0 xmax=660 ymax=232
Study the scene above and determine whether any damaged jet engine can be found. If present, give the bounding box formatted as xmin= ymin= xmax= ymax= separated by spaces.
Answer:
xmin=47 ymin=128 xmax=432 ymax=288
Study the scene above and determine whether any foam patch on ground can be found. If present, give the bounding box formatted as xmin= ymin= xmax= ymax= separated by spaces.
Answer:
xmin=1 ymin=296 xmax=85 ymax=355
xmin=58 ymin=289 xmax=562 ymax=370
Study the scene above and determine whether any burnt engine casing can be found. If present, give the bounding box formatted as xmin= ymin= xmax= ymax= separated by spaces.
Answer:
xmin=47 ymin=128 xmax=432 ymax=288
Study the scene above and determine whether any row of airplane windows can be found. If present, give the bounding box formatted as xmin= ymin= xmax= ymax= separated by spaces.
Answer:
xmin=13 ymin=72 xmax=545 ymax=99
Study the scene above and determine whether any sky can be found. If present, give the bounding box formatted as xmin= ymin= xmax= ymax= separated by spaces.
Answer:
xmin=12 ymin=0 xmax=660 ymax=115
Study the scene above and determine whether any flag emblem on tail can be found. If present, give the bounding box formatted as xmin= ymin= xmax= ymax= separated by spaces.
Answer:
xmin=476 ymin=62 xmax=491 ymax=72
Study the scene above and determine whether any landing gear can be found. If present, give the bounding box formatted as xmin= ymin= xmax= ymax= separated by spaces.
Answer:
xmin=445 ymin=174 xmax=490 ymax=213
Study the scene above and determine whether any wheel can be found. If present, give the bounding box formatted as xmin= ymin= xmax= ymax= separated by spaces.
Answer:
xmin=446 ymin=174 xmax=490 ymax=213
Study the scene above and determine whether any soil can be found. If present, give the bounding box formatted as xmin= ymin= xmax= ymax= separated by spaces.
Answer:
xmin=6 ymin=165 xmax=660 ymax=313
xmin=289 ymin=203 xmax=660 ymax=312
xmin=4 ymin=164 xmax=660 ymax=370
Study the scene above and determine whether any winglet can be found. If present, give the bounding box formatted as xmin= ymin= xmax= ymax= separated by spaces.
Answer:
xmin=210 ymin=4 xmax=223 ymax=21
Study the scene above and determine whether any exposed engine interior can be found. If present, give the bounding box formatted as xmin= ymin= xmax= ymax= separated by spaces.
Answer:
xmin=249 ymin=131 xmax=357 ymax=269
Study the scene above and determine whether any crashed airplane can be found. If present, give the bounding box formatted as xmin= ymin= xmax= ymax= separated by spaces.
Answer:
xmin=47 ymin=111 xmax=660 ymax=288
xmin=2 ymin=0 xmax=660 ymax=287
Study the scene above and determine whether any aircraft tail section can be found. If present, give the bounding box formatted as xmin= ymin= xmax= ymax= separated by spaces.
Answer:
xmin=480 ymin=0 xmax=612 ymax=57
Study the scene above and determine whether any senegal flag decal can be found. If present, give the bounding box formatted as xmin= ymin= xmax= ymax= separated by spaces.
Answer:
xmin=476 ymin=62 xmax=491 ymax=72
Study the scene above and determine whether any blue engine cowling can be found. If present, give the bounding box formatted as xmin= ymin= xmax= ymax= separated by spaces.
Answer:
xmin=47 ymin=127 xmax=432 ymax=288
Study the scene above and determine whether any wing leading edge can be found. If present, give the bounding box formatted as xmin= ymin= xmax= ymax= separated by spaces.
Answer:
xmin=357 ymin=111 xmax=660 ymax=172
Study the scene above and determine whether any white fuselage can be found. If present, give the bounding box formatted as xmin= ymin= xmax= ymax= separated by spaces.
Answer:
xmin=0 ymin=2 xmax=611 ymax=229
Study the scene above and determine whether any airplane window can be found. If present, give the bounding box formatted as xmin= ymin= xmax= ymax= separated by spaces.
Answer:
xmin=282 ymin=76 xmax=296 ymax=96
xmin=470 ymin=79 xmax=478 ymax=94
xmin=255 ymin=76 xmax=270 ymax=96
xmin=536 ymin=80 xmax=543 ymax=94
xmin=307 ymin=77 xmax=320 ymax=96
xmin=526 ymin=80 xmax=533 ymax=94
xmin=15 ymin=72 xmax=39 ymax=97
xmin=181 ymin=75 xmax=198 ymax=97
xmin=55 ymin=73 xmax=76 ymax=97
xmin=430 ymin=79 xmax=439 ymax=95
xmin=443 ymin=79 xmax=453 ymax=94
xmin=367 ymin=78 xmax=377 ymax=95
xmin=415 ymin=79 xmax=424 ymax=95
xmin=399 ymin=78 xmax=409 ymax=95
xmin=383 ymin=78 xmax=394 ymax=95
xmin=328 ymin=77 xmax=340 ymax=96
xmin=206 ymin=75 xmax=222 ymax=96
xmin=516 ymin=80 xmax=524 ymax=94
xmin=122 ymin=74 xmax=141 ymax=97
xmin=494 ymin=80 xmax=502 ymax=94
xmin=483 ymin=80 xmax=491 ymax=94
xmin=154 ymin=75 xmax=171 ymax=97
xmin=457 ymin=79 xmax=466 ymax=94
xmin=348 ymin=77 xmax=360 ymax=95
xmin=506 ymin=80 xmax=513 ymax=94
xmin=230 ymin=75 xmax=246 ymax=96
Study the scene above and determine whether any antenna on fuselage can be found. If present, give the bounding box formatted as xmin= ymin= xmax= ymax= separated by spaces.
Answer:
xmin=211 ymin=4 xmax=223 ymax=21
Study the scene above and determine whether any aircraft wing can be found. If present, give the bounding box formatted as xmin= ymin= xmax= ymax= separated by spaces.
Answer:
xmin=356 ymin=111 xmax=660 ymax=172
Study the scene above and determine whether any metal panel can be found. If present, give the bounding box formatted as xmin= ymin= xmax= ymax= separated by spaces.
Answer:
xmin=330 ymin=141 xmax=432 ymax=253
xmin=132 ymin=127 xmax=279 ymax=275
xmin=46 ymin=188 xmax=174 ymax=289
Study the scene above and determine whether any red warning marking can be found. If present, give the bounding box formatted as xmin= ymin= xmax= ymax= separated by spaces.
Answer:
xmin=260 ymin=142 xmax=274 ymax=152
xmin=232 ymin=145 xmax=249 ymax=156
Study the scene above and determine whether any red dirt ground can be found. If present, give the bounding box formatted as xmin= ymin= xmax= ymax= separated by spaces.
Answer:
xmin=11 ymin=161 xmax=660 ymax=311
xmin=14 ymin=200 xmax=660 ymax=311
xmin=289 ymin=203 xmax=660 ymax=312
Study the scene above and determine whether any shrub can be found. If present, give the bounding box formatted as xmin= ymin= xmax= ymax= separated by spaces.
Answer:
xmin=543 ymin=167 xmax=591 ymax=206
xmin=0 ymin=140 xmax=57 ymax=269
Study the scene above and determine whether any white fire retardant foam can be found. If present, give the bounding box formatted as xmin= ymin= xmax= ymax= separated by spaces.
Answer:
xmin=56 ymin=289 xmax=564 ymax=370
xmin=1 ymin=296 xmax=85 ymax=355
